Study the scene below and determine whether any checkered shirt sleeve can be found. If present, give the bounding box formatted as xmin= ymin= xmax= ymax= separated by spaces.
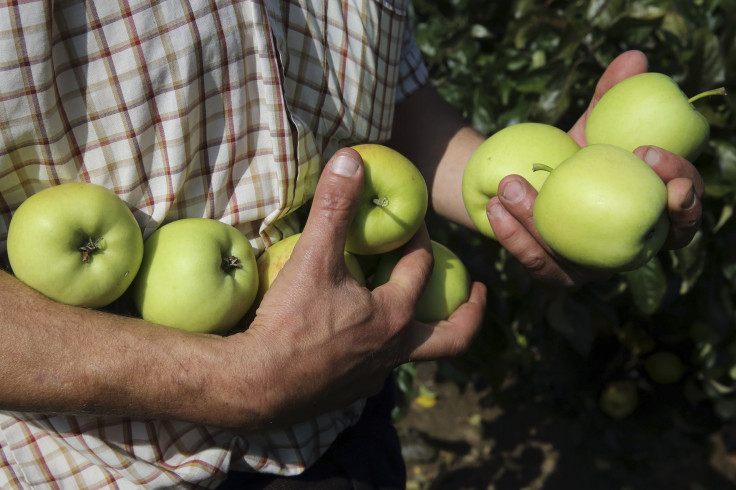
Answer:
xmin=0 ymin=0 xmax=429 ymax=488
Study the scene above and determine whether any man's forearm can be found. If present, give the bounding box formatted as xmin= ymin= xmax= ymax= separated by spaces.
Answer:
xmin=388 ymin=84 xmax=486 ymax=229
xmin=0 ymin=269 xmax=261 ymax=429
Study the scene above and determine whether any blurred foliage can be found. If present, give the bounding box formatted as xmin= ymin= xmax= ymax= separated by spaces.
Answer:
xmin=399 ymin=0 xmax=736 ymax=422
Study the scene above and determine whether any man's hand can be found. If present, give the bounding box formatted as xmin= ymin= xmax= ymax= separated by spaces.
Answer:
xmin=486 ymin=50 xmax=704 ymax=286
xmin=0 ymin=147 xmax=484 ymax=433
xmin=238 ymin=148 xmax=486 ymax=428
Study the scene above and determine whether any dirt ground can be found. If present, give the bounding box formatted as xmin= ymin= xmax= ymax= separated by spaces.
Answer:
xmin=395 ymin=361 xmax=736 ymax=490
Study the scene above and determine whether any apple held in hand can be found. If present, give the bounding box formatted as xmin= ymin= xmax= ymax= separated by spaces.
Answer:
xmin=533 ymin=144 xmax=669 ymax=272
xmin=371 ymin=240 xmax=470 ymax=323
xmin=7 ymin=182 xmax=144 ymax=308
xmin=586 ymin=72 xmax=726 ymax=161
xmin=130 ymin=218 xmax=258 ymax=334
xmin=254 ymin=232 xmax=365 ymax=307
xmin=345 ymin=144 xmax=428 ymax=255
xmin=462 ymin=123 xmax=580 ymax=240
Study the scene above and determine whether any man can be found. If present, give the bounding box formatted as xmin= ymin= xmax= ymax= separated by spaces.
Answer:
xmin=0 ymin=1 xmax=702 ymax=488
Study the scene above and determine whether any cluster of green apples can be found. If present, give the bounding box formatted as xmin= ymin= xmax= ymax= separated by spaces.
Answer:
xmin=462 ymin=73 xmax=725 ymax=273
xmin=255 ymin=144 xmax=471 ymax=324
xmin=598 ymin=350 xmax=688 ymax=420
xmin=7 ymin=144 xmax=472 ymax=337
xmin=7 ymin=182 xmax=260 ymax=335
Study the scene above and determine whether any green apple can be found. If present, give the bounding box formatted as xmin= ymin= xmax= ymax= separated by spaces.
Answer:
xmin=7 ymin=182 xmax=143 ymax=308
xmin=533 ymin=144 xmax=669 ymax=272
xmin=586 ymin=72 xmax=726 ymax=161
xmin=599 ymin=380 xmax=639 ymax=420
xmin=643 ymin=351 xmax=686 ymax=385
xmin=254 ymin=232 xmax=365 ymax=307
xmin=462 ymin=122 xmax=580 ymax=240
xmin=345 ymin=144 xmax=428 ymax=255
xmin=130 ymin=218 xmax=258 ymax=334
xmin=370 ymin=240 xmax=470 ymax=323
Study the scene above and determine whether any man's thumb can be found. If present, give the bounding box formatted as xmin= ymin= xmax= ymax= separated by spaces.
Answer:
xmin=294 ymin=148 xmax=364 ymax=270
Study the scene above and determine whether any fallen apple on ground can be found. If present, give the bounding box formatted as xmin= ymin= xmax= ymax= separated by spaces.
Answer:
xmin=533 ymin=144 xmax=669 ymax=272
xmin=599 ymin=380 xmax=639 ymax=420
xmin=7 ymin=182 xmax=144 ymax=308
xmin=644 ymin=351 xmax=687 ymax=385
xmin=345 ymin=144 xmax=428 ymax=255
xmin=370 ymin=240 xmax=470 ymax=323
xmin=462 ymin=122 xmax=580 ymax=239
xmin=130 ymin=218 xmax=258 ymax=334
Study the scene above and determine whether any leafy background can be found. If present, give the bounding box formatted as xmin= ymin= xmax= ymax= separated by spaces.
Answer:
xmin=395 ymin=0 xmax=736 ymax=487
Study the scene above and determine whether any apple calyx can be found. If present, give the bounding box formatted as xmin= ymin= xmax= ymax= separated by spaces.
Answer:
xmin=221 ymin=255 xmax=243 ymax=273
xmin=532 ymin=163 xmax=554 ymax=173
xmin=688 ymin=87 xmax=727 ymax=104
xmin=79 ymin=237 xmax=105 ymax=263
xmin=372 ymin=196 xmax=390 ymax=208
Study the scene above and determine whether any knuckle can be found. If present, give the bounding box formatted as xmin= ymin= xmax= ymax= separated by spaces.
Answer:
xmin=384 ymin=303 xmax=415 ymax=337
xmin=313 ymin=187 xmax=357 ymax=225
xmin=374 ymin=287 xmax=417 ymax=331
xmin=520 ymin=250 xmax=548 ymax=273
xmin=393 ymin=306 xmax=415 ymax=330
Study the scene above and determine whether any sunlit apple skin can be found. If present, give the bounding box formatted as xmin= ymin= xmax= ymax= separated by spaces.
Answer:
xmin=7 ymin=182 xmax=143 ymax=308
xmin=345 ymin=144 xmax=428 ymax=255
xmin=131 ymin=218 xmax=258 ymax=334
xmin=586 ymin=73 xmax=710 ymax=161
xmin=370 ymin=240 xmax=470 ymax=323
xmin=253 ymin=232 xmax=365 ymax=307
xmin=533 ymin=144 xmax=669 ymax=272
xmin=462 ymin=123 xmax=580 ymax=240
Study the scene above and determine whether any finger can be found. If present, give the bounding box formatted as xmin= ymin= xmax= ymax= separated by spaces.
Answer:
xmin=487 ymin=176 xmax=595 ymax=286
xmin=569 ymin=50 xmax=649 ymax=144
xmin=633 ymin=146 xmax=705 ymax=196
xmin=633 ymin=145 xmax=704 ymax=249
xmin=294 ymin=148 xmax=364 ymax=273
xmin=493 ymin=175 xmax=538 ymax=237
xmin=663 ymin=177 xmax=702 ymax=249
xmin=406 ymin=281 xmax=486 ymax=361
xmin=486 ymin=176 xmax=560 ymax=278
xmin=373 ymin=224 xmax=434 ymax=313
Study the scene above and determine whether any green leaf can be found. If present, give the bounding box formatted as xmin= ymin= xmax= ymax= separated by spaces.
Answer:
xmin=713 ymin=139 xmax=736 ymax=185
xmin=470 ymin=23 xmax=492 ymax=39
xmin=391 ymin=363 xmax=417 ymax=422
xmin=622 ymin=257 xmax=668 ymax=315
xmin=669 ymin=231 xmax=706 ymax=294
xmin=713 ymin=203 xmax=734 ymax=233
xmin=689 ymin=27 xmax=726 ymax=87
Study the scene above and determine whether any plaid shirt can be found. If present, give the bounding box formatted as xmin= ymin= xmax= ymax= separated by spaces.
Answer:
xmin=0 ymin=0 xmax=428 ymax=488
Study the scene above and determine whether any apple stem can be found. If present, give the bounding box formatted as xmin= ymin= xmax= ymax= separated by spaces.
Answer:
xmin=221 ymin=255 xmax=243 ymax=273
xmin=372 ymin=197 xmax=390 ymax=208
xmin=688 ymin=87 xmax=727 ymax=104
xmin=79 ymin=237 xmax=104 ymax=263
xmin=532 ymin=163 xmax=554 ymax=173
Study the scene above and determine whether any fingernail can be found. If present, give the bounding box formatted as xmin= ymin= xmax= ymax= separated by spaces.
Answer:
xmin=487 ymin=203 xmax=505 ymax=220
xmin=644 ymin=147 xmax=660 ymax=167
xmin=682 ymin=186 xmax=696 ymax=210
xmin=330 ymin=152 xmax=360 ymax=177
xmin=501 ymin=180 xmax=524 ymax=204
